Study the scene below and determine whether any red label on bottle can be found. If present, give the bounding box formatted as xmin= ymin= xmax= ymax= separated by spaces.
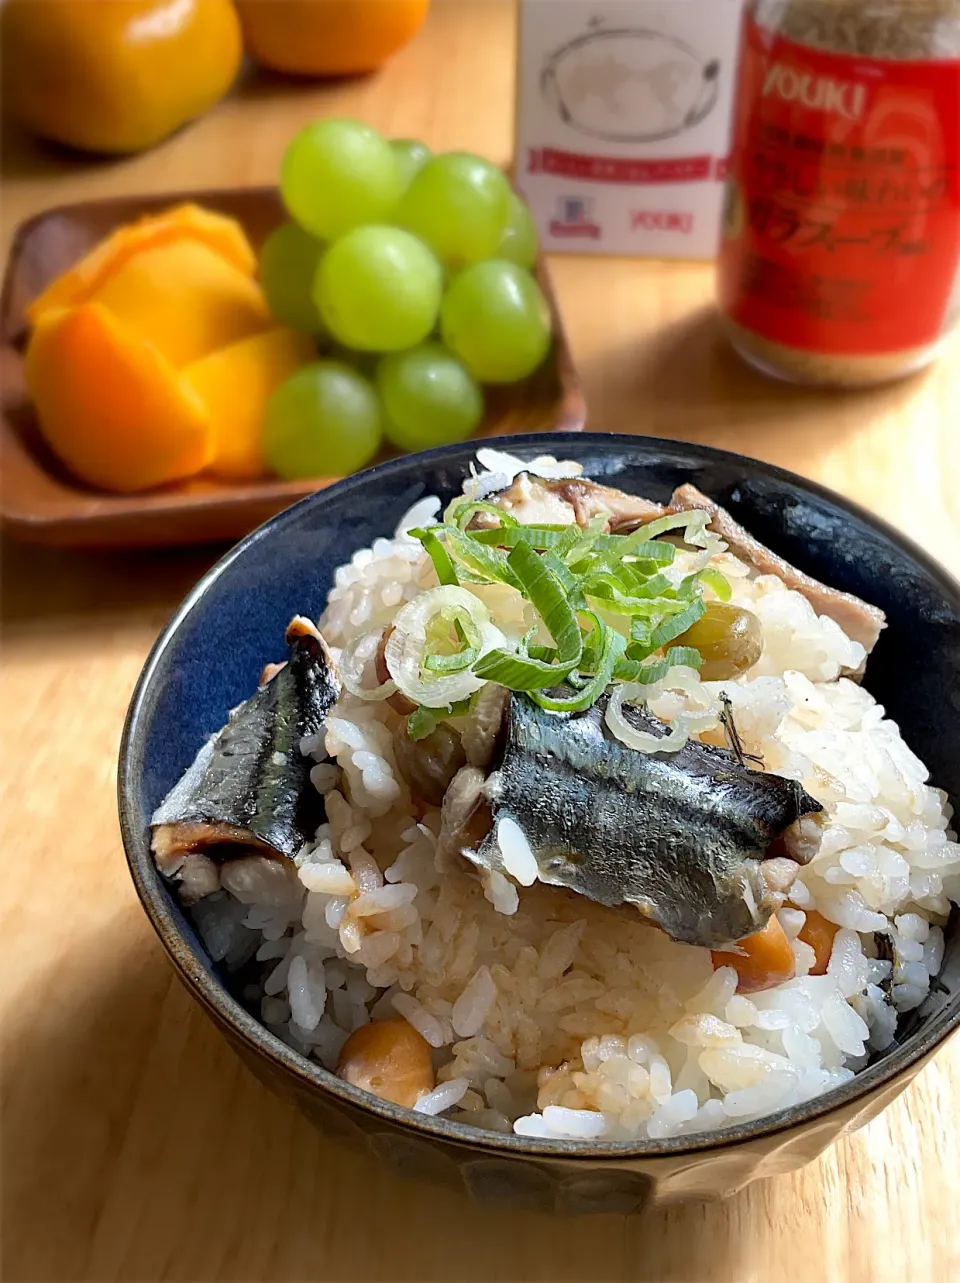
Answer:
xmin=718 ymin=16 xmax=960 ymax=354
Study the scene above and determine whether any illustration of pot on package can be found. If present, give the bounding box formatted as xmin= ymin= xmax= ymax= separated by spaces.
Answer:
xmin=515 ymin=1 xmax=745 ymax=258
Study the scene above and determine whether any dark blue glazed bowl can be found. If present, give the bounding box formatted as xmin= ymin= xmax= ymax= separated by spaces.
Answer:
xmin=119 ymin=434 xmax=960 ymax=1212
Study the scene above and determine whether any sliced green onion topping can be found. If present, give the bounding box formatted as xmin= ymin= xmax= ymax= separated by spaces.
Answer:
xmin=473 ymin=541 xmax=583 ymax=690
xmin=468 ymin=524 xmax=573 ymax=551
xmin=422 ymin=611 xmax=480 ymax=674
xmin=399 ymin=498 xmax=727 ymax=716
xmin=442 ymin=525 xmax=521 ymax=589
xmin=562 ymin=513 xmax=608 ymax=566
xmin=406 ymin=697 xmax=474 ymax=740
xmin=698 ymin=566 xmax=732 ymax=601
xmin=542 ymin=548 xmax=587 ymax=611
xmin=620 ymin=645 xmax=703 ymax=686
xmin=619 ymin=510 xmax=709 ymax=547
xmin=447 ymin=499 xmax=521 ymax=531
xmin=648 ymin=596 xmax=707 ymax=649
xmin=407 ymin=706 xmax=440 ymax=741
xmin=530 ymin=618 xmax=626 ymax=713
xmin=415 ymin=528 xmax=459 ymax=586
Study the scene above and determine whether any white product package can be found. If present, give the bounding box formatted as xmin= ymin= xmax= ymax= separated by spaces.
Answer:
xmin=515 ymin=0 xmax=745 ymax=259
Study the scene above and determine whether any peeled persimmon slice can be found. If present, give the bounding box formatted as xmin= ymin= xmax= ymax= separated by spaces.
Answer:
xmin=87 ymin=238 xmax=271 ymax=368
xmin=182 ymin=327 xmax=316 ymax=480
xmin=25 ymin=302 xmax=213 ymax=493
xmin=27 ymin=203 xmax=259 ymax=325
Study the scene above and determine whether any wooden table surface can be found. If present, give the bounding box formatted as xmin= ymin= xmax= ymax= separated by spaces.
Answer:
xmin=2 ymin=4 xmax=958 ymax=1280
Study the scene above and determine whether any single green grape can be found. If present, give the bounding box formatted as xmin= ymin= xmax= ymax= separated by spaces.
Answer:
xmin=377 ymin=342 xmax=484 ymax=452
xmin=314 ymin=225 xmax=443 ymax=352
xmin=280 ymin=118 xmax=402 ymax=241
xmin=262 ymin=360 xmax=382 ymax=478
xmin=259 ymin=222 xmax=326 ymax=333
xmin=391 ymin=138 xmax=432 ymax=189
xmin=497 ymin=191 xmax=539 ymax=269
xmin=396 ymin=151 xmax=510 ymax=268
xmin=440 ymin=259 xmax=552 ymax=383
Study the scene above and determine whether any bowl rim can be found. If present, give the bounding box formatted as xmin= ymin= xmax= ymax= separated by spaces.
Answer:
xmin=119 ymin=431 xmax=960 ymax=1161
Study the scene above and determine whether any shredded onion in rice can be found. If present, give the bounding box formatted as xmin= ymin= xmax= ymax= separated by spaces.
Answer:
xmin=605 ymin=668 xmax=719 ymax=753
xmin=384 ymin=586 xmax=505 ymax=708
xmin=339 ymin=630 xmax=398 ymax=701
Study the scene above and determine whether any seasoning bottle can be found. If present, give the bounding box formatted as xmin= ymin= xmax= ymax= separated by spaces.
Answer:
xmin=717 ymin=0 xmax=960 ymax=386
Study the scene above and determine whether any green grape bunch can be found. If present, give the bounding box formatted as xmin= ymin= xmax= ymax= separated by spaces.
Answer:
xmin=259 ymin=117 xmax=553 ymax=481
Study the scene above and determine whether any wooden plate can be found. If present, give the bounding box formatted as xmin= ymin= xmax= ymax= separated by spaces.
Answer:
xmin=0 ymin=187 xmax=585 ymax=548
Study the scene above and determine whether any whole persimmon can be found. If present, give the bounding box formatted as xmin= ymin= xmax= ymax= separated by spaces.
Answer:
xmin=236 ymin=0 xmax=429 ymax=77
xmin=1 ymin=0 xmax=242 ymax=153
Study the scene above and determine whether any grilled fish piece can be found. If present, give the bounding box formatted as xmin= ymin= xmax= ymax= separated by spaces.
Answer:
xmin=443 ymin=693 xmax=823 ymax=948
xmin=151 ymin=616 xmax=339 ymax=875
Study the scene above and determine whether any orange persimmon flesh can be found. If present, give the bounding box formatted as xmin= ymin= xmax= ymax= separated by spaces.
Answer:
xmin=797 ymin=910 xmax=839 ymax=976
xmin=712 ymin=915 xmax=797 ymax=994
xmin=182 ymin=328 xmax=316 ymax=480
xmin=27 ymin=204 xmax=258 ymax=325
xmin=86 ymin=239 xmax=271 ymax=368
xmin=25 ymin=302 xmax=213 ymax=492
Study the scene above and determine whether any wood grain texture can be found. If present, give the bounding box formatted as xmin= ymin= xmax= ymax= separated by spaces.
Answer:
xmin=2 ymin=4 xmax=958 ymax=1280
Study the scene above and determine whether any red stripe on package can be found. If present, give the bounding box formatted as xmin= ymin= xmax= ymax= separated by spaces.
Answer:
xmin=528 ymin=148 xmax=713 ymax=184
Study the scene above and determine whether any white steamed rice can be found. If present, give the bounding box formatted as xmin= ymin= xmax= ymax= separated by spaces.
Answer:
xmin=180 ymin=451 xmax=959 ymax=1142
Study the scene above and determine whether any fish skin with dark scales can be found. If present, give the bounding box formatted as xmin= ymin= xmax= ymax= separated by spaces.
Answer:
xmin=151 ymin=619 xmax=339 ymax=862
xmin=466 ymin=692 xmax=823 ymax=949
